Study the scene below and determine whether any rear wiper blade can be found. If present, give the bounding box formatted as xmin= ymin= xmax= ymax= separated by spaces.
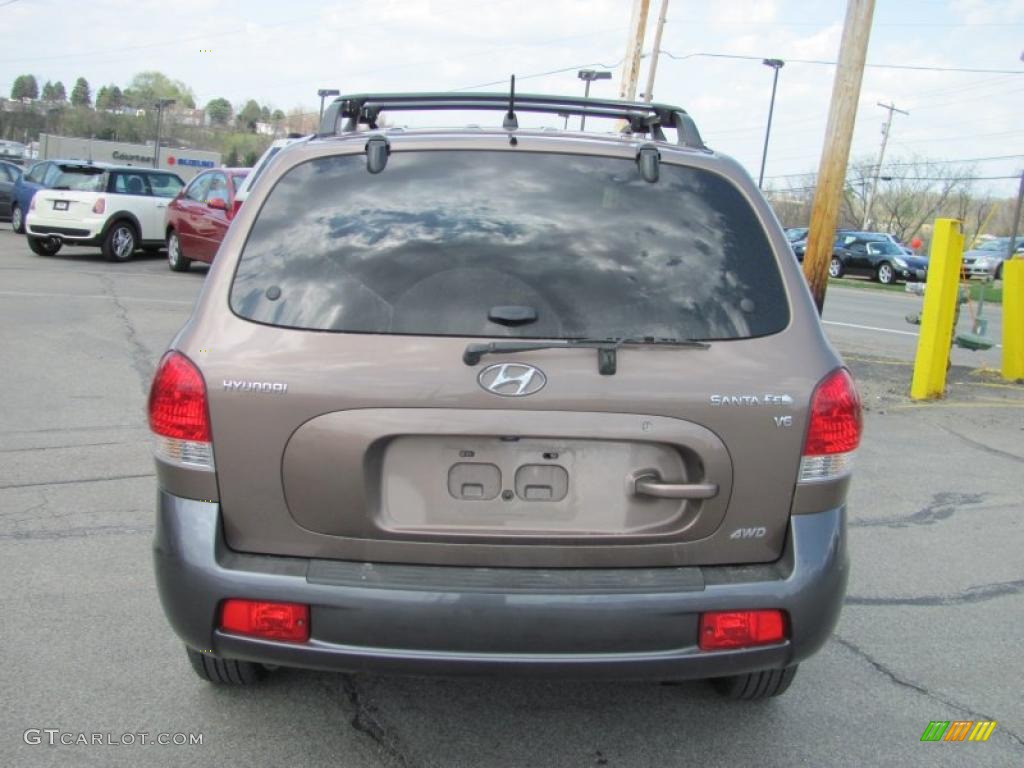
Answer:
xmin=462 ymin=336 xmax=709 ymax=375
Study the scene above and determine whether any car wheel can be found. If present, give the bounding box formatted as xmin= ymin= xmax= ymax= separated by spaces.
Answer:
xmin=876 ymin=262 xmax=895 ymax=284
xmin=995 ymin=262 xmax=1003 ymax=281
xmin=710 ymin=665 xmax=798 ymax=700
xmin=167 ymin=230 xmax=191 ymax=272
xmin=102 ymin=221 xmax=137 ymax=262
xmin=828 ymin=257 xmax=844 ymax=278
xmin=27 ymin=235 xmax=62 ymax=256
xmin=11 ymin=204 xmax=24 ymax=233
xmin=185 ymin=647 xmax=267 ymax=685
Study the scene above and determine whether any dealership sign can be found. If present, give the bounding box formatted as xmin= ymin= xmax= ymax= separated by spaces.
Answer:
xmin=112 ymin=150 xmax=154 ymax=164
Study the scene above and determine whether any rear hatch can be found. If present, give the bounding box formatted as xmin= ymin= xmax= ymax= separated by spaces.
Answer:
xmin=33 ymin=165 xmax=105 ymax=222
xmin=191 ymin=144 xmax=834 ymax=568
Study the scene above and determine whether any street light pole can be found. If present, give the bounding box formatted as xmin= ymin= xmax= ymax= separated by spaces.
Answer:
xmin=152 ymin=98 xmax=175 ymax=169
xmin=643 ymin=0 xmax=670 ymax=103
xmin=758 ymin=59 xmax=785 ymax=189
xmin=317 ymin=88 xmax=340 ymax=131
xmin=577 ymin=69 xmax=612 ymax=130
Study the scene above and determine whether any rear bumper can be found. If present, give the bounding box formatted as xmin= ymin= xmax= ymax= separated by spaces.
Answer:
xmin=153 ymin=491 xmax=848 ymax=680
xmin=26 ymin=213 xmax=104 ymax=244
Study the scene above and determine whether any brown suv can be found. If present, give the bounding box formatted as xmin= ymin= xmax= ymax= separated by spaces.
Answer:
xmin=150 ymin=93 xmax=859 ymax=699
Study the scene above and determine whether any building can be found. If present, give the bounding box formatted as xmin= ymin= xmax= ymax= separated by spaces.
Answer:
xmin=37 ymin=133 xmax=220 ymax=181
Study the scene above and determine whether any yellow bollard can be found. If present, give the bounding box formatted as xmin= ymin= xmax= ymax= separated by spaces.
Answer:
xmin=911 ymin=219 xmax=964 ymax=399
xmin=1003 ymin=258 xmax=1024 ymax=381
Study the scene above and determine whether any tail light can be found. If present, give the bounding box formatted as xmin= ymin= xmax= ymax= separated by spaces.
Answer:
xmin=699 ymin=610 xmax=786 ymax=650
xmin=92 ymin=197 xmax=106 ymax=214
xmin=799 ymin=368 xmax=862 ymax=482
xmin=220 ymin=599 xmax=309 ymax=643
xmin=148 ymin=351 xmax=214 ymax=470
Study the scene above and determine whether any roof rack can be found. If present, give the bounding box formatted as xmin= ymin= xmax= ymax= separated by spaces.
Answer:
xmin=319 ymin=92 xmax=706 ymax=149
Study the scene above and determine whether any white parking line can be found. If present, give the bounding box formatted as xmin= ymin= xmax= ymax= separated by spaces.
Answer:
xmin=823 ymin=320 xmax=919 ymax=337
xmin=0 ymin=290 xmax=193 ymax=305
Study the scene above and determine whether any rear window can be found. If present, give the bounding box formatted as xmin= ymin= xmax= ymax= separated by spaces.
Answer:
xmin=231 ymin=151 xmax=789 ymax=341
xmin=53 ymin=167 xmax=105 ymax=192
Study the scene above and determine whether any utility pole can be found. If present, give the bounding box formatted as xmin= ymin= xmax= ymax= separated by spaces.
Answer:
xmin=152 ymin=98 xmax=175 ymax=169
xmin=861 ymin=101 xmax=908 ymax=229
xmin=619 ymin=0 xmax=651 ymax=102
xmin=803 ymin=0 xmax=876 ymax=313
xmin=642 ymin=0 xmax=669 ymax=103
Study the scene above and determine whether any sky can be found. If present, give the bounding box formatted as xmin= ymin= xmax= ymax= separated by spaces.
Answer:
xmin=1 ymin=0 xmax=1022 ymax=196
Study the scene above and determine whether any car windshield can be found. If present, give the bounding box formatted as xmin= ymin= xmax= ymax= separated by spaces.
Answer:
xmin=53 ymin=167 xmax=105 ymax=191
xmin=868 ymin=241 xmax=903 ymax=256
xmin=149 ymin=173 xmax=184 ymax=198
xmin=977 ymin=240 xmax=1006 ymax=251
xmin=231 ymin=151 xmax=790 ymax=341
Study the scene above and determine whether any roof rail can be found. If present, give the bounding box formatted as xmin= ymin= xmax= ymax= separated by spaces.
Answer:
xmin=318 ymin=92 xmax=705 ymax=149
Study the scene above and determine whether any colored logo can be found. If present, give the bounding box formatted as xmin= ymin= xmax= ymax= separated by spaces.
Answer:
xmin=920 ymin=721 xmax=997 ymax=742
xmin=167 ymin=156 xmax=176 ymax=165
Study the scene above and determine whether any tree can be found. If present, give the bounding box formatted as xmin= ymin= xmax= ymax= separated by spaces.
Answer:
xmin=124 ymin=71 xmax=195 ymax=109
xmin=53 ymin=81 xmax=66 ymax=102
xmin=271 ymin=109 xmax=285 ymax=122
xmin=205 ymin=97 xmax=232 ymax=126
xmin=260 ymin=105 xmax=271 ymax=122
xmin=243 ymin=150 xmax=259 ymax=167
xmin=70 ymin=77 xmax=91 ymax=107
xmin=11 ymin=74 xmax=39 ymax=100
xmin=236 ymin=99 xmax=262 ymax=132
xmin=225 ymin=147 xmax=240 ymax=167
xmin=95 ymin=85 xmax=110 ymax=109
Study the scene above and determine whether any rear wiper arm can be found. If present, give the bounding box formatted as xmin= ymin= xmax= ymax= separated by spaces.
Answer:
xmin=462 ymin=336 xmax=709 ymax=375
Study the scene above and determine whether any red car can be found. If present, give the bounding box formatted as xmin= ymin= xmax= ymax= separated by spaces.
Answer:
xmin=165 ymin=168 xmax=249 ymax=272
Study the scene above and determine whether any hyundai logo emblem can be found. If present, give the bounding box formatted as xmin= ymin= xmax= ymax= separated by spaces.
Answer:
xmin=477 ymin=363 xmax=546 ymax=397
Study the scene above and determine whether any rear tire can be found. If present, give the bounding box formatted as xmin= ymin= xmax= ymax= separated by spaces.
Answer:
xmin=710 ymin=665 xmax=798 ymax=700
xmin=828 ymin=256 xmax=844 ymax=279
xmin=167 ymin=230 xmax=191 ymax=272
xmin=995 ymin=262 xmax=1003 ymax=281
xmin=185 ymin=647 xmax=267 ymax=685
xmin=102 ymin=221 xmax=137 ymax=262
xmin=27 ymin=235 xmax=62 ymax=256
xmin=876 ymin=261 xmax=895 ymax=285
xmin=11 ymin=204 xmax=24 ymax=233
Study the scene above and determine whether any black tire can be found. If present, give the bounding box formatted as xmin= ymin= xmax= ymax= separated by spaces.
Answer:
xmin=710 ymin=665 xmax=798 ymax=700
xmin=167 ymin=230 xmax=191 ymax=272
xmin=876 ymin=261 xmax=895 ymax=285
xmin=994 ymin=262 xmax=1002 ymax=281
xmin=102 ymin=220 xmax=138 ymax=262
xmin=11 ymin=204 xmax=24 ymax=234
xmin=27 ymin=235 xmax=62 ymax=256
xmin=185 ymin=647 xmax=266 ymax=685
xmin=828 ymin=256 xmax=844 ymax=279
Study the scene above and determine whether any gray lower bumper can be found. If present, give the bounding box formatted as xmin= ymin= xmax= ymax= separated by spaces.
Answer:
xmin=153 ymin=491 xmax=848 ymax=680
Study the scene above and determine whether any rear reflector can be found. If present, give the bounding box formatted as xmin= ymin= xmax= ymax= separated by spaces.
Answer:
xmin=699 ymin=610 xmax=786 ymax=651
xmin=799 ymin=368 xmax=861 ymax=483
xmin=220 ymin=599 xmax=310 ymax=643
xmin=148 ymin=351 xmax=214 ymax=470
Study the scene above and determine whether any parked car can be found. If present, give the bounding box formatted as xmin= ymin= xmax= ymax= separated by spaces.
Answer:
xmin=164 ymin=167 xmax=249 ymax=271
xmin=0 ymin=160 xmax=22 ymax=221
xmin=10 ymin=158 xmax=77 ymax=233
xmin=24 ymin=164 xmax=184 ymax=259
xmin=149 ymin=92 xmax=859 ymax=700
xmin=829 ymin=231 xmax=927 ymax=284
xmin=231 ymin=136 xmax=307 ymax=213
xmin=962 ymin=237 xmax=1023 ymax=280
xmin=785 ymin=227 xmax=809 ymax=261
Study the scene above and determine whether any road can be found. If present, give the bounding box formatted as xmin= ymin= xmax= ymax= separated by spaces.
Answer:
xmin=822 ymin=282 xmax=1004 ymax=370
xmin=1 ymin=230 xmax=1021 ymax=767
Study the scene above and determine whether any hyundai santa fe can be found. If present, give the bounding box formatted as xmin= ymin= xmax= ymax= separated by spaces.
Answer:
xmin=150 ymin=92 xmax=860 ymax=700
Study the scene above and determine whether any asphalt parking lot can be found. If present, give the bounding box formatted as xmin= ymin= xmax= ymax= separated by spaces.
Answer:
xmin=1 ymin=229 xmax=1021 ymax=767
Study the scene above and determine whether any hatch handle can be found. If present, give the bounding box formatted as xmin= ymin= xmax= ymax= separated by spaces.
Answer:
xmin=633 ymin=473 xmax=718 ymax=500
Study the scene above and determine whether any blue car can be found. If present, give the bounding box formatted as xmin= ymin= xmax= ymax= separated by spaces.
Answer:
xmin=10 ymin=159 xmax=94 ymax=233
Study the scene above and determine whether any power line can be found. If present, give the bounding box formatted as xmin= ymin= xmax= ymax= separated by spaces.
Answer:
xmin=456 ymin=60 xmax=625 ymax=91
xmin=658 ymin=49 xmax=1024 ymax=75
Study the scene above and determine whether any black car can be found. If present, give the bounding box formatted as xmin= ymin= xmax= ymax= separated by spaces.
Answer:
xmin=0 ymin=160 xmax=22 ymax=221
xmin=785 ymin=227 xmax=809 ymax=261
xmin=829 ymin=232 xmax=927 ymax=284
